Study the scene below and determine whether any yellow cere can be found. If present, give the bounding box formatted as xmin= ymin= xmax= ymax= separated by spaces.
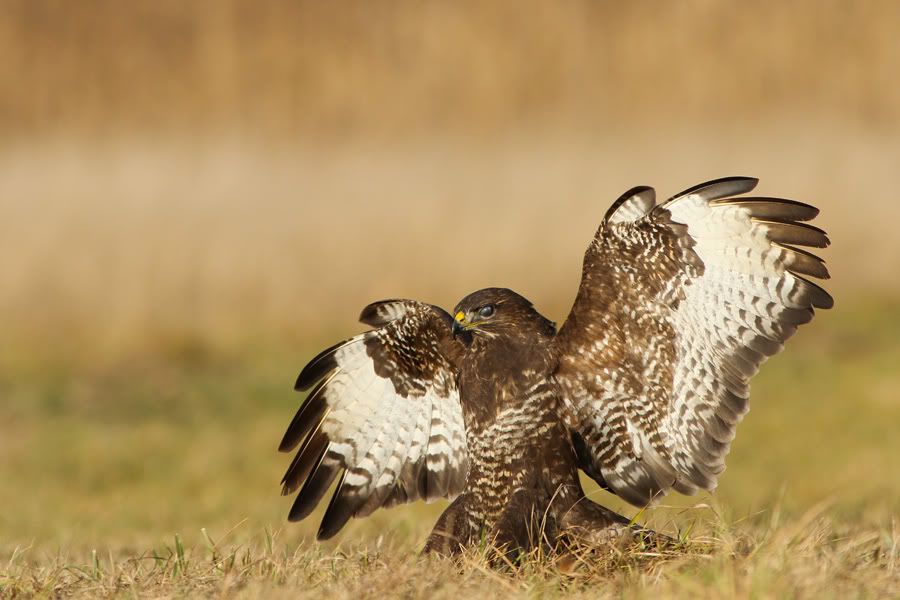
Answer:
xmin=455 ymin=311 xmax=466 ymax=322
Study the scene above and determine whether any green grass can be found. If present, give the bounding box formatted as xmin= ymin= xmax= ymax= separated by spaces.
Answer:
xmin=1 ymin=299 xmax=899 ymax=597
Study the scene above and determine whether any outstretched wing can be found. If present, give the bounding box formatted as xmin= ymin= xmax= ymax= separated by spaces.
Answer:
xmin=553 ymin=177 xmax=832 ymax=507
xmin=279 ymin=300 xmax=468 ymax=539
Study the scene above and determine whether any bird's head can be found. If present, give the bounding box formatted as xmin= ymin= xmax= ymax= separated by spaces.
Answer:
xmin=451 ymin=288 xmax=556 ymax=342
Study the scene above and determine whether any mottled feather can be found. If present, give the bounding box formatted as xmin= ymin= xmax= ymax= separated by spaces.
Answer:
xmin=554 ymin=176 xmax=832 ymax=505
xmin=280 ymin=300 xmax=468 ymax=539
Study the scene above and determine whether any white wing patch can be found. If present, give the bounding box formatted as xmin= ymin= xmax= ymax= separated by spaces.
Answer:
xmin=662 ymin=190 xmax=830 ymax=489
xmin=279 ymin=300 xmax=468 ymax=539
xmin=555 ymin=177 xmax=831 ymax=506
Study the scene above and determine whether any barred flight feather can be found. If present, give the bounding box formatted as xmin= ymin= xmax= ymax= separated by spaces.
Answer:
xmin=279 ymin=300 xmax=468 ymax=539
xmin=554 ymin=176 xmax=831 ymax=506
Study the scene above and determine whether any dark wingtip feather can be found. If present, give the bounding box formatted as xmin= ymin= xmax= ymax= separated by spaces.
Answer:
xmin=295 ymin=339 xmax=349 ymax=391
xmin=667 ymin=176 xmax=759 ymax=204
xmin=757 ymin=219 xmax=830 ymax=249
xmin=278 ymin=385 xmax=329 ymax=453
xmin=780 ymin=306 xmax=815 ymax=325
xmin=713 ymin=197 xmax=820 ymax=222
xmin=288 ymin=455 xmax=341 ymax=522
xmin=280 ymin=428 xmax=329 ymax=495
xmin=794 ymin=274 xmax=834 ymax=309
xmin=778 ymin=244 xmax=831 ymax=280
xmin=317 ymin=474 xmax=365 ymax=540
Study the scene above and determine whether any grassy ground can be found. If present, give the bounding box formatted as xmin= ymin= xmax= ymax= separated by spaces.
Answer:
xmin=2 ymin=299 xmax=898 ymax=598
xmin=2 ymin=521 xmax=896 ymax=598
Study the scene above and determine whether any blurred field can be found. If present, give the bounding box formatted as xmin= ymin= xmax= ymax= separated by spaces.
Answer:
xmin=2 ymin=1 xmax=900 ymax=597
xmin=3 ymin=0 xmax=900 ymax=140
xmin=4 ymin=131 xmax=900 ymax=367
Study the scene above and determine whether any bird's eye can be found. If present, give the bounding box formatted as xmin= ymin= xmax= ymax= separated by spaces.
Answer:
xmin=479 ymin=305 xmax=495 ymax=318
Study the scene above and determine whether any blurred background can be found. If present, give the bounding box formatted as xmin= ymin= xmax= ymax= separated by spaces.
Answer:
xmin=1 ymin=0 xmax=898 ymax=558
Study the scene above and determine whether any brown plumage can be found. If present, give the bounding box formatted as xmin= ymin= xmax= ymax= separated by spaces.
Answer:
xmin=279 ymin=176 xmax=832 ymax=555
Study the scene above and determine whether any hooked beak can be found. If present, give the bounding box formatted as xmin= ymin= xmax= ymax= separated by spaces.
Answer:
xmin=452 ymin=310 xmax=468 ymax=336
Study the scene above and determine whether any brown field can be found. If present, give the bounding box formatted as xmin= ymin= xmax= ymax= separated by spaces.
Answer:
xmin=3 ymin=0 xmax=900 ymax=140
xmin=3 ymin=130 xmax=900 ymax=366
xmin=1 ymin=2 xmax=899 ymax=597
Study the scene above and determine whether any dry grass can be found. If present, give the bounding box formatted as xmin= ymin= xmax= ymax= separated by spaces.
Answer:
xmin=2 ymin=514 xmax=897 ymax=598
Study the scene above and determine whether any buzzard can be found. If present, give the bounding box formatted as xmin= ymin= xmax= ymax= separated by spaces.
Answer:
xmin=279 ymin=177 xmax=832 ymax=555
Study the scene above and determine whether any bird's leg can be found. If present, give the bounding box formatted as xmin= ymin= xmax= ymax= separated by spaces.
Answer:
xmin=489 ymin=488 xmax=561 ymax=561
xmin=559 ymin=497 xmax=674 ymax=550
xmin=425 ymin=489 xmax=564 ymax=563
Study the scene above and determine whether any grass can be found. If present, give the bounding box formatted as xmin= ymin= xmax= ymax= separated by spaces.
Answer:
xmin=2 ymin=511 xmax=897 ymax=597
xmin=1 ymin=299 xmax=899 ymax=597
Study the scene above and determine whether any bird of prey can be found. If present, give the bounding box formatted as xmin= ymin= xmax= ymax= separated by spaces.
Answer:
xmin=278 ymin=177 xmax=832 ymax=556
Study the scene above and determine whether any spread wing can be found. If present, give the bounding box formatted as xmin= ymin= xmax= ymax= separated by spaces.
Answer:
xmin=279 ymin=300 xmax=469 ymax=539
xmin=553 ymin=177 xmax=832 ymax=507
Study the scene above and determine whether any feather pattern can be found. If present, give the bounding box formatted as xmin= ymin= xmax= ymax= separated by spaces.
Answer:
xmin=554 ymin=177 xmax=832 ymax=506
xmin=279 ymin=300 xmax=468 ymax=539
